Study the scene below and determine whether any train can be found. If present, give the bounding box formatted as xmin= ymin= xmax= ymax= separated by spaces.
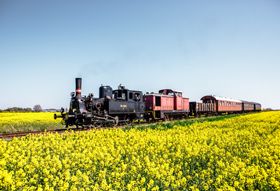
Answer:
xmin=54 ymin=78 xmax=261 ymax=127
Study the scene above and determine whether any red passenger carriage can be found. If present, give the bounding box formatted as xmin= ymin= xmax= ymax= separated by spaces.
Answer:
xmin=201 ymin=95 xmax=242 ymax=113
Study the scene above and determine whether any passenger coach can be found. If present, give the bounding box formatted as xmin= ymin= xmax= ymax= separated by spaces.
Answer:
xmin=190 ymin=95 xmax=262 ymax=116
xmin=201 ymin=95 xmax=242 ymax=113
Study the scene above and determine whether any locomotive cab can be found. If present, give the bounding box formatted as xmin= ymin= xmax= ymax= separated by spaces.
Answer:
xmin=104 ymin=85 xmax=145 ymax=121
xmin=112 ymin=85 xmax=143 ymax=102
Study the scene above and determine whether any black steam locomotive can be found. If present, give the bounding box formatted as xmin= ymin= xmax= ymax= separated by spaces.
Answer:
xmin=55 ymin=78 xmax=145 ymax=127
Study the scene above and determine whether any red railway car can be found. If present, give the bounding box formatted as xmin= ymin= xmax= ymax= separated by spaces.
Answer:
xmin=201 ymin=95 xmax=242 ymax=113
xmin=144 ymin=89 xmax=189 ymax=120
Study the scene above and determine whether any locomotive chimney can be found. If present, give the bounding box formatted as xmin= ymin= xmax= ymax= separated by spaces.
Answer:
xmin=75 ymin=78 xmax=82 ymax=98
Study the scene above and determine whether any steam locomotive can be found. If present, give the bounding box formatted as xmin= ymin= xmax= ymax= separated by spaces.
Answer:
xmin=55 ymin=78 xmax=145 ymax=127
xmin=55 ymin=78 xmax=261 ymax=127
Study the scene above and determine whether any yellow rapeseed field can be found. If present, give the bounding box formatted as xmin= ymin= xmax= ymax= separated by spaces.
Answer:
xmin=0 ymin=111 xmax=279 ymax=190
xmin=0 ymin=112 xmax=63 ymax=133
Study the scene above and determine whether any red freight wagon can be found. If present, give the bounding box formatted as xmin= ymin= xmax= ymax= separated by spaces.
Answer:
xmin=201 ymin=95 xmax=242 ymax=113
xmin=144 ymin=89 xmax=189 ymax=120
xmin=189 ymin=102 xmax=216 ymax=116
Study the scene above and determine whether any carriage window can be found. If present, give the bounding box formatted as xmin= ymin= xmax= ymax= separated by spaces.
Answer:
xmin=116 ymin=91 xmax=126 ymax=100
xmin=117 ymin=91 xmax=122 ymax=98
xmin=174 ymin=92 xmax=182 ymax=97
xmin=134 ymin=93 xmax=141 ymax=101
xmin=122 ymin=93 xmax=126 ymax=100
xmin=168 ymin=92 xmax=174 ymax=96
xmin=155 ymin=96 xmax=161 ymax=106
xmin=129 ymin=92 xmax=133 ymax=99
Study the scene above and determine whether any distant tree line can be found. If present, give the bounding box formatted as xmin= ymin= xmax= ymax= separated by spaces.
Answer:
xmin=0 ymin=105 xmax=43 ymax=112
xmin=0 ymin=107 xmax=33 ymax=112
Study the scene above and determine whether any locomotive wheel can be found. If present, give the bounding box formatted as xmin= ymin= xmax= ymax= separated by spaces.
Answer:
xmin=123 ymin=116 xmax=132 ymax=125
xmin=125 ymin=119 xmax=132 ymax=126
xmin=93 ymin=121 xmax=102 ymax=128
xmin=65 ymin=121 xmax=69 ymax=128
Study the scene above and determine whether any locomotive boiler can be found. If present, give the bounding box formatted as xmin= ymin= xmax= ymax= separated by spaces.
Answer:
xmin=54 ymin=78 xmax=145 ymax=127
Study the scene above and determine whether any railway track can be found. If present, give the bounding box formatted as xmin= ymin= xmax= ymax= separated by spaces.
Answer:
xmin=0 ymin=120 xmax=156 ymax=139
xmin=0 ymin=113 xmax=247 ymax=140
xmin=0 ymin=124 xmax=129 ymax=139
xmin=0 ymin=127 xmax=92 ymax=139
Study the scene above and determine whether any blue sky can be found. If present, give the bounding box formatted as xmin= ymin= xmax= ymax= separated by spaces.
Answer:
xmin=0 ymin=0 xmax=279 ymax=109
